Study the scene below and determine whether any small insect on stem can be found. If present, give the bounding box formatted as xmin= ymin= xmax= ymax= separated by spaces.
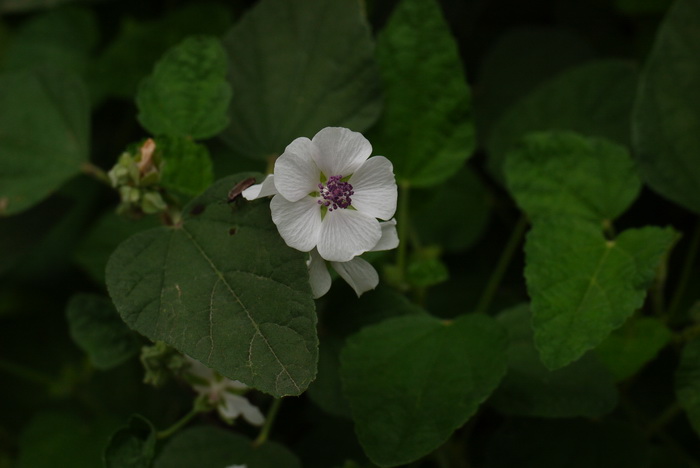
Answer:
xmin=227 ymin=177 xmax=256 ymax=204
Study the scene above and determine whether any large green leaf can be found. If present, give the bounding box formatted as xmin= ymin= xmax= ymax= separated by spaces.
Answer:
xmin=0 ymin=68 xmax=89 ymax=216
xmin=219 ymin=0 xmax=382 ymax=161
xmin=66 ymin=293 xmax=141 ymax=370
xmin=368 ymin=0 xmax=474 ymax=187
xmin=137 ymin=36 xmax=231 ymax=140
xmin=526 ymin=217 xmax=676 ymax=369
xmin=490 ymin=304 xmax=618 ymax=418
xmin=487 ymin=60 xmax=637 ymax=180
xmin=675 ymin=338 xmax=700 ymax=436
xmin=596 ymin=316 xmax=671 ymax=381
xmin=340 ymin=313 xmax=507 ymax=466
xmin=505 ymin=131 xmax=641 ymax=223
xmin=632 ymin=0 xmax=700 ymax=214
xmin=154 ymin=426 xmax=301 ymax=468
xmin=106 ymin=174 xmax=317 ymax=397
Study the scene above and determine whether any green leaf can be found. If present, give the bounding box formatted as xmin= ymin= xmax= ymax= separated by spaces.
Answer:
xmin=137 ymin=36 xmax=231 ymax=140
xmin=2 ymin=6 xmax=98 ymax=76
xmin=485 ymin=419 xmax=651 ymax=468
xmin=487 ymin=60 xmax=638 ymax=180
xmin=156 ymin=136 xmax=214 ymax=197
xmin=104 ymin=415 xmax=156 ymax=468
xmin=154 ymin=426 xmax=301 ymax=468
xmin=526 ymin=217 xmax=676 ymax=369
xmin=340 ymin=313 xmax=508 ymax=466
xmin=0 ymin=0 xmax=79 ymax=13
xmin=0 ymin=68 xmax=89 ymax=216
xmin=597 ymin=316 xmax=671 ymax=381
xmin=106 ymin=173 xmax=317 ymax=397
xmin=66 ymin=293 xmax=141 ymax=370
xmin=89 ymin=3 xmax=232 ymax=103
xmin=411 ymin=166 xmax=491 ymax=252
xmin=219 ymin=0 xmax=382 ymax=160
xmin=490 ymin=304 xmax=618 ymax=418
xmin=74 ymin=211 xmax=160 ymax=285
xmin=632 ymin=0 xmax=700 ymax=214
xmin=675 ymin=338 xmax=700 ymax=436
xmin=505 ymin=131 xmax=641 ymax=223
xmin=475 ymin=27 xmax=594 ymax=142
xmin=16 ymin=411 xmax=119 ymax=468
xmin=368 ymin=0 xmax=474 ymax=187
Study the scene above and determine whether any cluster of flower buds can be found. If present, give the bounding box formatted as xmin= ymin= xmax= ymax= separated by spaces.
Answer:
xmin=108 ymin=138 xmax=168 ymax=216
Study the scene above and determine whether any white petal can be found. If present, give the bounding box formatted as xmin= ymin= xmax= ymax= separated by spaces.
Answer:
xmin=372 ymin=219 xmax=399 ymax=251
xmin=270 ymin=195 xmax=322 ymax=252
xmin=317 ymin=209 xmax=381 ymax=262
xmin=274 ymin=138 xmax=321 ymax=202
xmin=221 ymin=394 xmax=265 ymax=426
xmin=311 ymin=127 xmax=372 ymax=177
xmin=349 ymin=156 xmax=397 ymax=220
xmin=242 ymin=175 xmax=278 ymax=200
xmin=331 ymin=257 xmax=379 ymax=297
xmin=307 ymin=249 xmax=331 ymax=298
xmin=226 ymin=379 xmax=248 ymax=391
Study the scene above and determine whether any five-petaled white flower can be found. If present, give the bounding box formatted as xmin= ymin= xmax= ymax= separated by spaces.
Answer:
xmin=243 ymin=127 xmax=398 ymax=263
xmin=185 ymin=356 xmax=264 ymax=426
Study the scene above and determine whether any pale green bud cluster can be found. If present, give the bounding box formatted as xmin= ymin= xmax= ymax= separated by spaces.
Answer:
xmin=108 ymin=138 xmax=168 ymax=215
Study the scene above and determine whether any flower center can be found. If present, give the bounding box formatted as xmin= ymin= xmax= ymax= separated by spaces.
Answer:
xmin=317 ymin=175 xmax=354 ymax=211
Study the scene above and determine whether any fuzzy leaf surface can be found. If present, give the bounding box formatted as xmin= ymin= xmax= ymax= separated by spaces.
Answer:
xmin=526 ymin=218 xmax=676 ymax=369
xmin=369 ymin=0 xmax=475 ymax=187
xmin=137 ymin=36 xmax=231 ymax=139
xmin=106 ymin=174 xmax=317 ymax=397
xmin=340 ymin=313 xmax=507 ymax=466
xmin=506 ymin=131 xmax=641 ymax=223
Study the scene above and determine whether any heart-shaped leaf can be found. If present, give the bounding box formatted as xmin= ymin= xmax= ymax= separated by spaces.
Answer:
xmin=106 ymin=174 xmax=317 ymax=397
xmin=340 ymin=313 xmax=507 ymax=466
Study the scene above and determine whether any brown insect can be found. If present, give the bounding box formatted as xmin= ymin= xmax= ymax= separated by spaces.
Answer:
xmin=227 ymin=177 xmax=256 ymax=203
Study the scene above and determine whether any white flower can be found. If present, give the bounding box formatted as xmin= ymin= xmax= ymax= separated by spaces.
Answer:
xmin=185 ymin=357 xmax=264 ymax=426
xmin=224 ymin=465 xmax=247 ymax=468
xmin=308 ymin=219 xmax=399 ymax=298
xmin=243 ymin=127 xmax=397 ymax=262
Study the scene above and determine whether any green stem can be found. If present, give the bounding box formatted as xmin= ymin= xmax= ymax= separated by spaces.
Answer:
xmin=474 ymin=215 xmax=528 ymax=314
xmin=396 ymin=182 xmax=410 ymax=282
xmin=81 ymin=162 xmax=112 ymax=186
xmin=253 ymin=398 xmax=283 ymax=447
xmin=0 ymin=358 xmax=53 ymax=387
xmin=156 ymin=403 xmax=204 ymax=440
xmin=668 ymin=219 xmax=700 ymax=324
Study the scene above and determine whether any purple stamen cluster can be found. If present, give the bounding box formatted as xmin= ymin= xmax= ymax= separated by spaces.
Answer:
xmin=317 ymin=175 xmax=354 ymax=211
